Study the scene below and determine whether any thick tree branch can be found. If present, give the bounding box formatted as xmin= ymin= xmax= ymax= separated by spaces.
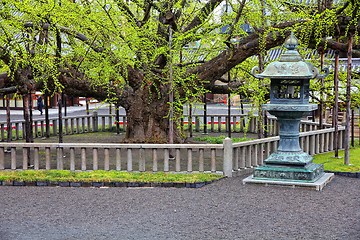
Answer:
xmin=57 ymin=64 xmax=134 ymax=109
xmin=192 ymin=16 xmax=359 ymax=93
xmin=191 ymin=25 xmax=295 ymax=83
xmin=0 ymin=86 xmax=17 ymax=95
xmin=309 ymin=37 xmax=360 ymax=57
xmin=205 ymin=80 xmax=244 ymax=94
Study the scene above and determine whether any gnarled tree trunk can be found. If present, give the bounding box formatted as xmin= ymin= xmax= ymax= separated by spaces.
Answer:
xmin=123 ymin=80 xmax=182 ymax=143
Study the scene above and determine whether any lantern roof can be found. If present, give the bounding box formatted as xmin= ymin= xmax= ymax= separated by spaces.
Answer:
xmin=252 ymin=32 xmax=322 ymax=80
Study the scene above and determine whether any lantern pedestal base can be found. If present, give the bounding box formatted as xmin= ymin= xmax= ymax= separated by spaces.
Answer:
xmin=253 ymin=162 xmax=324 ymax=182
xmin=264 ymin=151 xmax=313 ymax=166
xmin=242 ymin=172 xmax=334 ymax=191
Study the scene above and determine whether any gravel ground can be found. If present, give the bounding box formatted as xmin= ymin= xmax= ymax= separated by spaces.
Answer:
xmin=0 ymin=175 xmax=359 ymax=240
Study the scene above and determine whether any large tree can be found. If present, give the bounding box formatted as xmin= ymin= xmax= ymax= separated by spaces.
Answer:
xmin=0 ymin=0 xmax=359 ymax=143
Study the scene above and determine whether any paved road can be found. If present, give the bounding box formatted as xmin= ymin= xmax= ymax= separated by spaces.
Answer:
xmin=0 ymin=175 xmax=359 ymax=240
xmin=0 ymin=103 xmax=253 ymax=122
xmin=0 ymin=102 xmax=117 ymax=122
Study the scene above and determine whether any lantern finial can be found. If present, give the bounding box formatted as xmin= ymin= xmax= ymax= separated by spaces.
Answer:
xmin=284 ymin=32 xmax=298 ymax=50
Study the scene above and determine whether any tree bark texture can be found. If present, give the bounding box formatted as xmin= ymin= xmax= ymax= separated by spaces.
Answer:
xmin=23 ymin=94 xmax=33 ymax=143
xmin=123 ymin=81 xmax=182 ymax=143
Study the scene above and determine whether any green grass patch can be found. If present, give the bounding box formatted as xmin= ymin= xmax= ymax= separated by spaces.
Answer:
xmin=313 ymin=147 xmax=360 ymax=173
xmin=193 ymin=135 xmax=251 ymax=144
xmin=0 ymin=170 xmax=223 ymax=183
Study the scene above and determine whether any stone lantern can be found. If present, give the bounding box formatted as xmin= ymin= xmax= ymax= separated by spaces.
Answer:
xmin=244 ymin=33 xmax=333 ymax=186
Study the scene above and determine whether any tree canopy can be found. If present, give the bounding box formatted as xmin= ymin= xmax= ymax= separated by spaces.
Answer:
xmin=0 ymin=0 xmax=359 ymax=142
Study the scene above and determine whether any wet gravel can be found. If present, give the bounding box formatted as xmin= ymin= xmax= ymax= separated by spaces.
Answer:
xmin=0 ymin=175 xmax=359 ymax=240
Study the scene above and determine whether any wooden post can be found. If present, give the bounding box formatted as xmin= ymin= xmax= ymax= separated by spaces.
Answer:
xmin=344 ymin=35 xmax=352 ymax=165
xmin=152 ymin=149 xmax=157 ymax=172
xmin=23 ymin=93 xmax=33 ymax=167
xmin=333 ymin=50 xmax=339 ymax=158
xmin=187 ymin=148 xmax=192 ymax=172
xmin=81 ymin=148 xmax=86 ymax=171
xmin=223 ymin=138 xmax=233 ymax=177
xmin=104 ymin=148 xmax=110 ymax=171
xmin=22 ymin=148 xmax=28 ymax=170
xmin=319 ymin=50 xmax=325 ymax=129
xmin=57 ymin=147 xmax=63 ymax=170
xmin=63 ymin=93 xmax=67 ymax=116
xmin=58 ymin=96 xmax=63 ymax=143
xmin=175 ymin=149 xmax=180 ymax=172
xmin=70 ymin=147 xmax=75 ymax=171
xmin=189 ymin=103 xmax=193 ymax=137
xmin=164 ymin=148 xmax=170 ymax=172
xmin=29 ymin=93 xmax=33 ymax=143
xmin=203 ymin=94 xmax=207 ymax=134
xmin=45 ymin=93 xmax=50 ymax=138
xmin=115 ymin=104 xmax=120 ymax=134
xmin=116 ymin=148 xmax=121 ymax=170
xmin=86 ymin=97 xmax=89 ymax=115
xmin=240 ymin=147 xmax=246 ymax=169
xmin=199 ymin=148 xmax=204 ymax=172
xmin=139 ymin=148 xmax=145 ymax=172
xmin=351 ymin=109 xmax=354 ymax=147
xmin=11 ymin=147 xmax=16 ymax=170
xmin=0 ymin=147 xmax=4 ymax=170
xmin=93 ymin=148 xmax=98 ymax=170
xmin=46 ymin=147 xmax=51 ymax=170
xmin=92 ymin=111 xmax=98 ymax=132
xmin=211 ymin=149 xmax=216 ymax=172
xmin=23 ymin=94 xmax=31 ymax=143
xmin=127 ymin=148 xmax=132 ymax=172
xmin=6 ymin=95 xmax=11 ymax=142
xmin=34 ymin=147 xmax=39 ymax=170
xmin=169 ymin=26 xmax=174 ymax=145
xmin=228 ymin=93 xmax=231 ymax=138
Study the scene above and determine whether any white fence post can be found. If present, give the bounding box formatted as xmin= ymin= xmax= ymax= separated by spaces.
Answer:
xmin=223 ymin=138 xmax=233 ymax=177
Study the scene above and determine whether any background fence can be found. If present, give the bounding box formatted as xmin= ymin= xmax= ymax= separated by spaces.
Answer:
xmin=0 ymin=112 xmax=332 ymax=142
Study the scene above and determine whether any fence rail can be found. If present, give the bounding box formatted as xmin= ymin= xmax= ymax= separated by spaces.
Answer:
xmin=0 ymin=126 xmax=345 ymax=177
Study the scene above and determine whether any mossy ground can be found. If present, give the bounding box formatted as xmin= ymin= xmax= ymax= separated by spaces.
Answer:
xmin=312 ymin=145 xmax=360 ymax=173
xmin=0 ymin=170 xmax=223 ymax=183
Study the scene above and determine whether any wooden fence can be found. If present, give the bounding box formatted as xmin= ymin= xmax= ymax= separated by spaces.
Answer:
xmin=0 ymin=126 xmax=345 ymax=177
xmin=230 ymin=126 xmax=345 ymax=177
xmin=0 ymin=112 xmax=329 ymax=141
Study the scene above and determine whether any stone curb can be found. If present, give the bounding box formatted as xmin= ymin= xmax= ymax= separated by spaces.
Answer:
xmin=328 ymin=171 xmax=360 ymax=178
xmin=0 ymin=180 xmax=219 ymax=188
